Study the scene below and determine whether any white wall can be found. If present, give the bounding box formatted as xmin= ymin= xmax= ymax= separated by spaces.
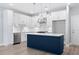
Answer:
xmin=3 ymin=9 xmax=13 ymax=45
xmin=0 ymin=8 xmax=3 ymax=45
xmin=70 ymin=7 xmax=79 ymax=16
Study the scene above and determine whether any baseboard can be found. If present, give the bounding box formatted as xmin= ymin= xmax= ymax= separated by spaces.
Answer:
xmin=2 ymin=42 xmax=13 ymax=46
xmin=0 ymin=40 xmax=26 ymax=46
xmin=64 ymin=42 xmax=70 ymax=47
xmin=0 ymin=43 xmax=4 ymax=46
xmin=70 ymin=43 xmax=79 ymax=46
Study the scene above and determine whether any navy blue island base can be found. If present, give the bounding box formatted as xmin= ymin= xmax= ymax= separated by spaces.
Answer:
xmin=27 ymin=33 xmax=64 ymax=55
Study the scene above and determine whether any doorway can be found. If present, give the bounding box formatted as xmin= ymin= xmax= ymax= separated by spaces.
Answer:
xmin=52 ymin=20 xmax=65 ymax=34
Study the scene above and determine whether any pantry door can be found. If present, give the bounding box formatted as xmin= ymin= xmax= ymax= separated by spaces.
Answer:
xmin=71 ymin=15 xmax=79 ymax=45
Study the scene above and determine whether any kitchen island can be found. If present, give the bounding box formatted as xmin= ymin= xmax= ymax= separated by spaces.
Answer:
xmin=26 ymin=33 xmax=64 ymax=54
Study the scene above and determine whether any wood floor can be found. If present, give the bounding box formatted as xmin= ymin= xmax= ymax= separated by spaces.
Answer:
xmin=0 ymin=42 xmax=79 ymax=55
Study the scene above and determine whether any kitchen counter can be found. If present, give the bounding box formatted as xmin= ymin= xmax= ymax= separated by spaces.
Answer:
xmin=26 ymin=32 xmax=63 ymax=37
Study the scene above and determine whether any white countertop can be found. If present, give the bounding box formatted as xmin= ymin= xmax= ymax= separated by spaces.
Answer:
xmin=26 ymin=33 xmax=64 ymax=37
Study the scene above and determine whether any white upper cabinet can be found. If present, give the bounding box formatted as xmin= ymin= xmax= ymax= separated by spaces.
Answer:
xmin=52 ymin=10 xmax=66 ymax=20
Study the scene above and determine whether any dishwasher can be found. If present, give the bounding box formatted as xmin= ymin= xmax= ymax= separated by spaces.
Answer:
xmin=13 ymin=33 xmax=21 ymax=45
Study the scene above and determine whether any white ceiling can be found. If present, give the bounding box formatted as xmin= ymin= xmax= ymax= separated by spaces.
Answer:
xmin=0 ymin=3 xmax=67 ymax=15
xmin=10 ymin=3 xmax=67 ymax=14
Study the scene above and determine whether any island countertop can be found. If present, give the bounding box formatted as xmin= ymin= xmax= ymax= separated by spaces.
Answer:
xmin=26 ymin=32 xmax=64 ymax=37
